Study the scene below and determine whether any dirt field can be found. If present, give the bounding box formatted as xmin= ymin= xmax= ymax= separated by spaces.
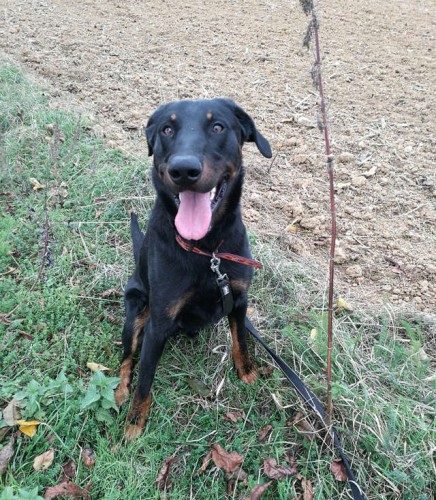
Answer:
xmin=1 ymin=0 xmax=435 ymax=316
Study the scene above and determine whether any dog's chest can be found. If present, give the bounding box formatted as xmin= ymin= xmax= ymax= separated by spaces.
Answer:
xmin=170 ymin=276 xmax=225 ymax=333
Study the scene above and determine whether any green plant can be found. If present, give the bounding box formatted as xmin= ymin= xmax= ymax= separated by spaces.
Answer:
xmin=80 ymin=371 xmax=120 ymax=423
xmin=13 ymin=373 xmax=74 ymax=420
xmin=0 ymin=487 xmax=43 ymax=500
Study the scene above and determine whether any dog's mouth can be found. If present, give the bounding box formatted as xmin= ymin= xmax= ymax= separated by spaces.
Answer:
xmin=174 ymin=176 xmax=228 ymax=241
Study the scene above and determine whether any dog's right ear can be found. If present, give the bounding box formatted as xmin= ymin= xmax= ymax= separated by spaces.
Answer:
xmin=144 ymin=122 xmax=156 ymax=157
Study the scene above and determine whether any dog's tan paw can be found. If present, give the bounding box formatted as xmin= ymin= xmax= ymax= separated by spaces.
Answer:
xmin=238 ymin=368 xmax=258 ymax=384
xmin=114 ymin=384 xmax=130 ymax=407
xmin=124 ymin=423 xmax=143 ymax=441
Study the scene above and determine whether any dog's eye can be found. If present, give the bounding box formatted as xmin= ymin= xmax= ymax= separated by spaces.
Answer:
xmin=212 ymin=123 xmax=224 ymax=134
xmin=162 ymin=126 xmax=174 ymax=137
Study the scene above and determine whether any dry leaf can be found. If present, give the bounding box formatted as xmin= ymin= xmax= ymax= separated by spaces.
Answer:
xmin=187 ymin=378 xmax=210 ymax=397
xmin=287 ymin=412 xmax=316 ymax=441
xmin=224 ymin=411 xmax=246 ymax=424
xmin=0 ymin=436 xmax=14 ymax=476
xmin=263 ymin=457 xmax=297 ymax=480
xmin=226 ymin=467 xmax=248 ymax=495
xmin=62 ymin=460 xmax=76 ymax=479
xmin=33 ymin=448 xmax=54 ymax=471
xmin=330 ymin=459 xmax=347 ymax=481
xmin=44 ymin=480 xmax=90 ymax=499
xmin=362 ymin=165 xmax=378 ymax=177
xmin=100 ymin=288 xmax=123 ymax=298
xmin=245 ymin=481 xmax=272 ymax=500
xmin=200 ymin=450 xmax=213 ymax=473
xmin=301 ymin=477 xmax=313 ymax=500
xmin=3 ymin=399 xmax=21 ymax=426
xmin=16 ymin=419 xmax=41 ymax=438
xmin=210 ymin=444 xmax=244 ymax=473
xmin=309 ymin=328 xmax=318 ymax=340
xmin=336 ymin=298 xmax=353 ymax=311
xmin=256 ymin=365 xmax=275 ymax=377
xmin=29 ymin=177 xmax=46 ymax=190
xmin=258 ymin=424 xmax=273 ymax=442
xmin=86 ymin=362 xmax=110 ymax=373
xmin=154 ymin=455 xmax=179 ymax=490
xmin=81 ymin=448 xmax=96 ymax=468
xmin=286 ymin=225 xmax=298 ymax=233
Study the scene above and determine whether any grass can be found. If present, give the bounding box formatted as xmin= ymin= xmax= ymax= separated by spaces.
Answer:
xmin=0 ymin=65 xmax=435 ymax=499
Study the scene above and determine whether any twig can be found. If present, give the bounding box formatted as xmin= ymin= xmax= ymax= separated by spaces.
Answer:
xmin=299 ymin=0 xmax=336 ymax=424
xmin=30 ymin=189 xmax=50 ymax=291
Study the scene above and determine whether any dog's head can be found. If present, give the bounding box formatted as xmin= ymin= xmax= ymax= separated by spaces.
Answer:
xmin=145 ymin=98 xmax=272 ymax=241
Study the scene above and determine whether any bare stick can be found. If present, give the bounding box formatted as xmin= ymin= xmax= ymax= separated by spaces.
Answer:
xmin=300 ymin=0 xmax=336 ymax=424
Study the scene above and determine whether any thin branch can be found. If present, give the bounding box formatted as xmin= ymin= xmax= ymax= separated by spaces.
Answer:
xmin=300 ymin=2 xmax=336 ymax=425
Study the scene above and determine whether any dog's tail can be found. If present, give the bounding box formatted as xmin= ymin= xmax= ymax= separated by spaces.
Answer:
xmin=130 ymin=211 xmax=145 ymax=266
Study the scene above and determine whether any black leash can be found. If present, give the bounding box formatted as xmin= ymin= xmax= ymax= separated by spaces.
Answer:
xmin=245 ymin=317 xmax=365 ymax=500
xmin=179 ymin=239 xmax=364 ymax=498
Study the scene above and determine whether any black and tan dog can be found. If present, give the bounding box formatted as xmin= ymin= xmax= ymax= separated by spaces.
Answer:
xmin=115 ymin=98 xmax=272 ymax=438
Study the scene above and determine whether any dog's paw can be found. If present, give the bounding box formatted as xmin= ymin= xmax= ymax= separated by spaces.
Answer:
xmin=114 ymin=384 xmax=130 ymax=407
xmin=238 ymin=368 xmax=258 ymax=384
xmin=124 ymin=423 xmax=143 ymax=441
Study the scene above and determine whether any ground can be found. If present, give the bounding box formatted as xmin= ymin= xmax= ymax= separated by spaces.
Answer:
xmin=1 ymin=0 xmax=435 ymax=316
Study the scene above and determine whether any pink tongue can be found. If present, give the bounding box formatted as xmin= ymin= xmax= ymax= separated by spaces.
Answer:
xmin=175 ymin=191 xmax=212 ymax=240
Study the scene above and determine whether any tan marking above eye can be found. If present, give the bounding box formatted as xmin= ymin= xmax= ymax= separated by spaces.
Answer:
xmin=207 ymin=111 xmax=213 ymax=120
xmin=170 ymin=113 xmax=177 ymax=121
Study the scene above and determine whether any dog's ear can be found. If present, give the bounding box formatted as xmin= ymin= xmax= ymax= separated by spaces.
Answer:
xmin=225 ymin=100 xmax=272 ymax=158
xmin=144 ymin=122 xmax=156 ymax=157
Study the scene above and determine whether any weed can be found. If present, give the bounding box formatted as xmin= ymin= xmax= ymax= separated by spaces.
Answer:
xmin=0 ymin=66 xmax=435 ymax=499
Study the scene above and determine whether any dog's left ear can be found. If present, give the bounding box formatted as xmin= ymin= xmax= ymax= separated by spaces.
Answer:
xmin=227 ymin=101 xmax=272 ymax=158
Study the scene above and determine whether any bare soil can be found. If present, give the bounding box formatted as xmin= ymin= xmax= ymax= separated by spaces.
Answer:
xmin=1 ymin=0 xmax=435 ymax=316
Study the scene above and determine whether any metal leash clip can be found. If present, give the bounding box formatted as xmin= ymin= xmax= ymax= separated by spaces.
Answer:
xmin=210 ymin=253 xmax=233 ymax=314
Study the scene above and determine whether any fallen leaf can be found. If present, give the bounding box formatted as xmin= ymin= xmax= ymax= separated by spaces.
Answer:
xmin=0 ymin=436 xmax=14 ymax=476
xmin=309 ymin=328 xmax=318 ymax=340
xmin=224 ymin=411 xmax=246 ymax=424
xmin=336 ymin=298 xmax=353 ymax=311
xmin=258 ymin=424 xmax=273 ymax=442
xmin=210 ymin=444 xmax=244 ymax=473
xmin=29 ymin=177 xmax=46 ymax=190
xmin=362 ymin=165 xmax=378 ymax=177
xmin=187 ymin=377 xmax=210 ymax=397
xmin=62 ymin=459 xmax=76 ymax=479
xmin=256 ymin=365 xmax=275 ymax=376
xmin=81 ymin=448 xmax=96 ymax=468
xmin=16 ymin=419 xmax=41 ymax=438
xmin=100 ymin=288 xmax=123 ymax=298
xmin=226 ymin=467 xmax=248 ymax=494
xmin=301 ymin=476 xmax=313 ymax=500
xmin=44 ymin=480 xmax=90 ymax=499
xmin=263 ymin=457 xmax=297 ymax=480
xmin=33 ymin=448 xmax=55 ymax=471
xmin=86 ymin=362 xmax=110 ymax=373
xmin=154 ymin=455 xmax=179 ymax=490
xmin=200 ymin=450 xmax=213 ymax=473
xmin=287 ymin=412 xmax=316 ymax=441
xmin=3 ymin=399 xmax=21 ymax=426
xmin=330 ymin=459 xmax=347 ymax=481
xmin=286 ymin=225 xmax=298 ymax=233
xmin=245 ymin=481 xmax=272 ymax=500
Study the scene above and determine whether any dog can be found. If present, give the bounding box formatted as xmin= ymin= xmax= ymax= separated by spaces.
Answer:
xmin=114 ymin=98 xmax=272 ymax=439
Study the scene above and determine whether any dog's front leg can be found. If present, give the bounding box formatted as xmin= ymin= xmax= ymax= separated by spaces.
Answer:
xmin=228 ymin=305 xmax=257 ymax=384
xmin=124 ymin=320 xmax=167 ymax=440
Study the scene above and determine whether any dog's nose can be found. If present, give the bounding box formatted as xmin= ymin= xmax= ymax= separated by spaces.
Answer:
xmin=168 ymin=156 xmax=202 ymax=186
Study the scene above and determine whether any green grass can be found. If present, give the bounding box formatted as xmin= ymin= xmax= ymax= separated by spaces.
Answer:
xmin=0 ymin=65 xmax=435 ymax=499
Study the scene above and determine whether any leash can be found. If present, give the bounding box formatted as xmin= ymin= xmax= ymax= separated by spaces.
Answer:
xmin=245 ymin=317 xmax=365 ymax=500
xmin=176 ymin=232 xmax=364 ymax=498
xmin=176 ymin=234 xmax=263 ymax=269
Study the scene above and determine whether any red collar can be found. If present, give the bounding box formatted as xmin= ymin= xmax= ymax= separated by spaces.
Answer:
xmin=175 ymin=234 xmax=263 ymax=269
